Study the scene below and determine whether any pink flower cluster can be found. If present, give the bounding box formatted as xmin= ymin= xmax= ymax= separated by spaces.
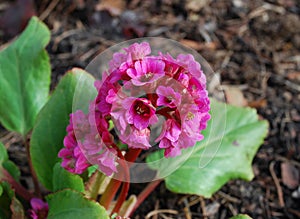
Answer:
xmin=58 ymin=42 xmax=210 ymax=176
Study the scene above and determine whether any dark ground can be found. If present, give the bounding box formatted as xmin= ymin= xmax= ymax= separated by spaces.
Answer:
xmin=0 ymin=0 xmax=300 ymax=218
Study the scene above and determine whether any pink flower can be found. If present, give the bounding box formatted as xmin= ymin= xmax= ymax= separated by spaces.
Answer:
xmin=109 ymin=52 xmax=127 ymax=71
xmin=58 ymin=109 xmax=118 ymax=176
xmin=95 ymin=71 xmax=122 ymax=116
xmin=82 ymin=130 xmax=117 ymax=176
xmin=159 ymin=139 xmax=181 ymax=157
xmin=176 ymin=54 xmax=205 ymax=81
xmin=110 ymin=95 xmax=158 ymax=131
xmin=126 ymin=97 xmax=158 ymax=130
xmin=58 ymin=111 xmax=91 ymax=174
xmin=28 ymin=198 xmax=48 ymax=219
xmin=127 ymin=57 xmax=165 ymax=86
xmin=84 ymin=102 xmax=118 ymax=176
xmin=110 ymin=42 xmax=151 ymax=73
xmin=124 ymin=42 xmax=151 ymax=62
xmin=156 ymin=119 xmax=181 ymax=157
xmin=156 ymin=86 xmax=181 ymax=108
xmin=119 ymin=126 xmax=151 ymax=149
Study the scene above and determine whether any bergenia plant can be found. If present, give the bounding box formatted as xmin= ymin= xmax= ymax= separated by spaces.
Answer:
xmin=0 ymin=17 xmax=268 ymax=219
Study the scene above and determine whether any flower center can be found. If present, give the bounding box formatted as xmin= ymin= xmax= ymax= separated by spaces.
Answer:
xmin=140 ymin=72 xmax=154 ymax=82
xmin=186 ymin=112 xmax=195 ymax=120
xmin=166 ymin=96 xmax=173 ymax=103
xmin=135 ymin=101 xmax=150 ymax=115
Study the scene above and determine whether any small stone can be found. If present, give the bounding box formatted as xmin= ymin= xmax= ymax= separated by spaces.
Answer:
xmin=283 ymin=91 xmax=292 ymax=102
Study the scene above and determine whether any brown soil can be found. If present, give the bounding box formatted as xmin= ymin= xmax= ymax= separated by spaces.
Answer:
xmin=0 ymin=0 xmax=300 ymax=218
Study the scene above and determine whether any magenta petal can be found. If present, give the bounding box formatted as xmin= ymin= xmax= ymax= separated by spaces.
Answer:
xmin=95 ymin=150 xmax=117 ymax=176
xmin=165 ymin=119 xmax=181 ymax=142
xmin=128 ymin=58 xmax=165 ymax=86
xmin=156 ymin=86 xmax=181 ymax=108
xmin=120 ymin=126 xmax=151 ymax=149
xmin=164 ymin=146 xmax=181 ymax=157
xmin=30 ymin=198 xmax=48 ymax=211
xmin=159 ymin=138 xmax=172 ymax=149
xmin=133 ymin=114 xmax=149 ymax=130
xmin=58 ymin=148 xmax=72 ymax=158
xmin=126 ymin=68 xmax=137 ymax=78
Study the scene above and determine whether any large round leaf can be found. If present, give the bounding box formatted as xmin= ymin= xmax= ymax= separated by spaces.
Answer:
xmin=46 ymin=189 xmax=109 ymax=219
xmin=147 ymin=99 xmax=268 ymax=197
xmin=0 ymin=17 xmax=50 ymax=136
xmin=52 ymin=163 xmax=84 ymax=193
xmin=30 ymin=68 xmax=96 ymax=190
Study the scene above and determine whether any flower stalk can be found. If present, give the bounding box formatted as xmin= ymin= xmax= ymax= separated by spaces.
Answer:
xmin=1 ymin=167 xmax=34 ymax=201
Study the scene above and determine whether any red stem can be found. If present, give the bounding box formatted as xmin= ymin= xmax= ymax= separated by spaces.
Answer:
xmin=110 ymin=159 xmax=129 ymax=215
xmin=1 ymin=167 xmax=34 ymax=201
xmin=24 ymin=137 xmax=41 ymax=197
xmin=99 ymin=146 xmax=127 ymax=211
xmin=99 ymin=178 xmax=122 ymax=209
xmin=110 ymin=148 xmax=142 ymax=215
xmin=125 ymin=148 xmax=142 ymax=163
xmin=129 ymin=179 xmax=163 ymax=216
xmin=99 ymin=144 xmax=124 ymax=209
xmin=99 ymin=148 xmax=141 ymax=213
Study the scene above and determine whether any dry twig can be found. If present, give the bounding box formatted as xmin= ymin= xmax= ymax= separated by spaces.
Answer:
xmin=199 ymin=196 xmax=208 ymax=219
xmin=39 ymin=0 xmax=60 ymax=21
xmin=145 ymin=209 xmax=178 ymax=219
xmin=269 ymin=161 xmax=285 ymax=208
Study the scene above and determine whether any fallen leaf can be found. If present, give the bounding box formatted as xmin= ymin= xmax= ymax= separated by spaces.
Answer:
xmin=10 ymin=197 xmax=25 ymax=219
xmin=287 ymin=72 xmax=300 ymax=81
xmin=185 ymin=0 xmax=211 ymax=12
xmin=179 ymin=39 xmax=203 ymax=50
xmin=248 ymin=99 xmax=267 ymax=109
xmin=96 ymin=0 xmax=126 ymax=16
xmin=281 ymin=162 xmax=299 ymax=189
xmin=205 ymin=202 xmax=220 ymax=216
xmin=224 ymin=86 xmax=248 ymax=107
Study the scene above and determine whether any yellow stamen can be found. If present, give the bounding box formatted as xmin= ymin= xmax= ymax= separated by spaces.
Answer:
xmin=187 ymin=112 xmax=195 ymax=120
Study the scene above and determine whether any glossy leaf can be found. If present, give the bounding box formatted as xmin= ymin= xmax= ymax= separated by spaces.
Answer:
xmin=147 ymin=99 xmax=268 ymax=197
xmin=53 ymin=163 xmax=84 ymax=193
xmin=46 ymin=189 xmax=109 ymax=219
xmin=0 ymin=16 xmax=50 ymax=136
xmin=2 ymin=161 xmax=20 ymax=182
xmin=30 ymin=68 xmax=96 ymax=190
xmin=0 ymin=142 xmax=20 ymax=181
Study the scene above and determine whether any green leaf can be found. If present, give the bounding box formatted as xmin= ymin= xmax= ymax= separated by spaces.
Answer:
xmin=30 ymin=68 xmax=96 ymax=190
xmin=0 ymin=182 xmax=14 ymax=219
xmin=46 ymin=189 xmax=109 ymax=219
xmin=147 ymin=99 xmax=268 ymax=197
xmin=0 ymin=142 xmax=20 ymax=181
xmin=2 ymin=160 xmax=20 ymax=182
xmin=230 ymin=214 xmax=252 ymax=219
xmin=0 ymin=142 xmax=8 ymax=164
xmin=53 ymin=163 xmax=84 ymax=192
xmin=0 ymin=16 xmax=51 ymax=136
xmin=87 ymin=165 xmax=98 ymax=177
